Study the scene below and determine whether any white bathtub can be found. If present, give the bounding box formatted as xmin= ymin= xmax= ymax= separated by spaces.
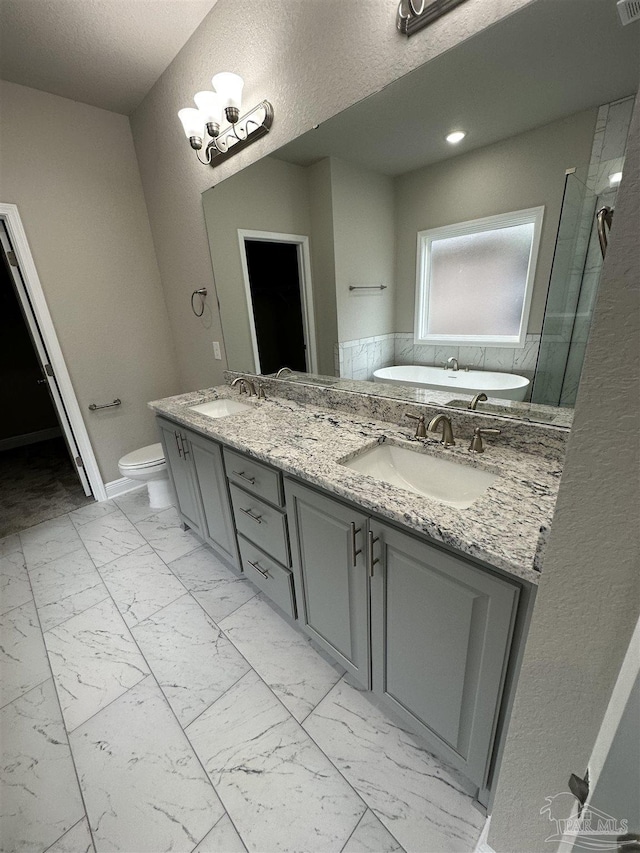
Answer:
xmin=373 ymin=365 xmax=530 ymax=401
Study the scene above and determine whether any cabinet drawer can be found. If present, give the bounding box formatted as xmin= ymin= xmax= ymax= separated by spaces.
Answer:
xmin=229 ymin=483 xmax=289 ymax=566
xmin=237 ymin=535 xmax=296 ymax=618
xmin=224 ymin=448 xmax=283 ymax=507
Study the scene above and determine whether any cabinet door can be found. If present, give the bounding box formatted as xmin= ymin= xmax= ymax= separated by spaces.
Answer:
xmin=369 ymin=519 xmax=519 ymax=787
xmin=156 ymin=419 xmax=202 ymax=534
xmin=285 ymin=480 xmax=369 ymax=687
xmin=187 ymin=430 xmax=239 ymax=569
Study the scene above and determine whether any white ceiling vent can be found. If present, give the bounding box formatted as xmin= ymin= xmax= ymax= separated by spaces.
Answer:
xmin=617 ymin=0 xmax=640 ymax=25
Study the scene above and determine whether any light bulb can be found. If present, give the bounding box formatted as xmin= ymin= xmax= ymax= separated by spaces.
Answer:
xmin=446 ymin=130 xmax=466 ymax=144
xmin=178 ymin=107 xmax=204 ymax=146
xmin=194 ymin=91 xmax=222 ymax=135
xmin=212 ymin=72 xmax=244 ymax=122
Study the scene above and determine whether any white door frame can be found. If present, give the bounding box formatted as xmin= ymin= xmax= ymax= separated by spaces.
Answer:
xmin=0 ymin=203 xmax=106 ymax=501
xmin=237 ymin=229 xmax=318 ymax=374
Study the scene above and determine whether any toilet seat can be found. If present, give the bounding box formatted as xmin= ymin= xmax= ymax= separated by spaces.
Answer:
xmin=118 ymin=443 xmax=165 ymax=471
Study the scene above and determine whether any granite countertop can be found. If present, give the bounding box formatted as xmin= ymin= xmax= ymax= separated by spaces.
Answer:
xmin=149 ymin=386 xmax=564 ymax=585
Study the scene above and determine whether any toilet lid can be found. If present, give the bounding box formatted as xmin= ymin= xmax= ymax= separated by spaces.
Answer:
xmin=119 ymin=443 xmax=165 ymax=470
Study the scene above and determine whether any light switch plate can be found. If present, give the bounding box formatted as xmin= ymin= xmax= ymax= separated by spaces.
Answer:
xmin=212 ymin=341 xmax=222 ymax=360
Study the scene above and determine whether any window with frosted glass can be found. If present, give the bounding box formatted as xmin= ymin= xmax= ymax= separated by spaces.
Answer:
xmin=415 ymin=208 xmax=543 ymax=346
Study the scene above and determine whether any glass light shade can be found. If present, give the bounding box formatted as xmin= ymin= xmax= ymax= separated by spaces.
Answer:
xmin=178 ymin=107 xmax=204 ymax=139
xmin=194 ymin=91 xmax=222 ymax=126
xmin=212 ymin=72 xmax=244 ymax=111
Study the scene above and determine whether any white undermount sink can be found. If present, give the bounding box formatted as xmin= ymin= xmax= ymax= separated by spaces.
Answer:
xmin=189 ymin=399 xmax=252 ymax=418
xmin=342 ymin=442 xmax=497 ymax=509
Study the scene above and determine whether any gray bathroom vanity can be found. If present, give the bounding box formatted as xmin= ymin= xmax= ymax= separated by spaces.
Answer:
xmin=151 ymin=380 xmax=563 ymax=807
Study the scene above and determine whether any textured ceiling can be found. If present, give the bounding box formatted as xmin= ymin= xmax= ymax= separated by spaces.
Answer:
xmin=0 ymin=0 xmax=218 ymax=114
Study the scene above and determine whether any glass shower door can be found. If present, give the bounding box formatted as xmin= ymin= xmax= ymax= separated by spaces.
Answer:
xmin=532 ymin=156 xmax=625 ymax=407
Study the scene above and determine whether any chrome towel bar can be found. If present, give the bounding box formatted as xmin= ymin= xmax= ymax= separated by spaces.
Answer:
xmin=348 ymin=285 xmax=387 ymax=291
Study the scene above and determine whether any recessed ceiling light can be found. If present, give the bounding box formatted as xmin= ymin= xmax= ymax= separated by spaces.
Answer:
xmin=608 ymin=171 xmax=623 ymax=186
xmin=446 ymin=130 xmax=466 ymax=144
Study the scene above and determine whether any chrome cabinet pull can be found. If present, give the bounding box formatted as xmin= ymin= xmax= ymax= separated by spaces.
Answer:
xmin=247 ymin=559 xmax=269 ymax=579
xmin=174 ymin=431 xmax=183 ymax=458
xmin=180 ymin=434 xmax=190 ymax=458
xmin=239 ymin=507 xmax=262 ymax=524
xmin=368 ymin=531 xmax=380 ymax=578
xmin=350 ymin=522 xmax=362 ymax=567
xmin=233 ymin=470 xmax=256 ymax=485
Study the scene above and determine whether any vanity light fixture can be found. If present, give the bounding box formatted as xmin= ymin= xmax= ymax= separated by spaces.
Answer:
xmin=178 ymin=72 xmax=273 ymax=167
xmin=608 ymin=171 xmax=623 ymax=186
xmin=446 ymin=130 xmax=466 ymax=144
xmin=397 ymin=0 xmax=469 ymax=36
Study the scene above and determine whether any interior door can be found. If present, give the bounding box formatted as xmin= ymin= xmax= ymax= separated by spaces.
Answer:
xmin=0 ymin=222 xmax=91 ymax=494
xmin=242 ymin=237 xmax=308 ymax=374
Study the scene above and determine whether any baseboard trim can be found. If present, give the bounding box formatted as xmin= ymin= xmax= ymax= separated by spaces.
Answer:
xmin=0 ymin=427 xmax=62 ymax=452
xmin=104 ymin=477 xmax=143 ymax=500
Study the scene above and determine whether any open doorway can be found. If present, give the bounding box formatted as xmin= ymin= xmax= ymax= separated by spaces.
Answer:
xmin=238 ymin=230 xmax=317 ymax=375
xmin=0 ymin=207 xmax=103 ymax=536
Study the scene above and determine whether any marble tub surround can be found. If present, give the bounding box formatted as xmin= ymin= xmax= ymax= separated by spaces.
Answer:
xmin=149 ymin=384 xmax=565 ymax=582
xmin=335 ymin=332 xmax=541 ymax=394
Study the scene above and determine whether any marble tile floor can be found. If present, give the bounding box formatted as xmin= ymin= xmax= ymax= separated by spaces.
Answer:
xmin=1 ymin=488 xmax=485 ymax=853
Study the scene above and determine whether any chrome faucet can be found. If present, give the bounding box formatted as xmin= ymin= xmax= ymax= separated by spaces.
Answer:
xmin=231 ymin=377 xmax=257 ymax=396
xmin=231 ymin=376 xmax=248 ymax=395
xmin=468 ymin=393 xmax=488 ymax=410
xmin=447 ymin=357 xmax=459 ymax=371
xmin=427 ymin=414 xmax=455 ymax=447
xmin=275 ymin=367 xmax=294 ymax=379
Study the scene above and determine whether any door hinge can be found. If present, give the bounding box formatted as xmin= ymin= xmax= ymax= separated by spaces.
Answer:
xmin=44 ymin=363 xmax=54 ymax=377
xmin=75 ymin=456 xmax=84 ymax=468
xmin=7 ymin=250 xmax=18 ymax=267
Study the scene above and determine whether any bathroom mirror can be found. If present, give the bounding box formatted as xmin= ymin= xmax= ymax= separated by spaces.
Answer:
xmin=202 ymin=0 xmax=639 ymax=426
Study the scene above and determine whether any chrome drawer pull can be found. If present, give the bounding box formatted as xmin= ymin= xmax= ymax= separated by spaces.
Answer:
xmin=350 ymin=522 xmax=362 ymax=568
xmin=247 ymin=559 xmax=269 ymax=579
xmin=174 ymin=431 xmax=183 ymax=458
xmin=368 ymin=531 xmax=380 ymax=578
xmin=239 ymin=507 xmax=262 ymax=524
xmin=233 ymin=470 xmax=256 ymax=485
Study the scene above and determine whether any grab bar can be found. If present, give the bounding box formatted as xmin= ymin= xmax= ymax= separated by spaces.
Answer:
xmin=88 ymin=399 xmax=121 ymax=411
xmin=596 ymin=206 xmax=614 ymax=258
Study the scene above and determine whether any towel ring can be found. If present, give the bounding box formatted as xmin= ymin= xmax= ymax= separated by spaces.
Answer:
xmin=191 ymin=288 xmax=207 ymax=317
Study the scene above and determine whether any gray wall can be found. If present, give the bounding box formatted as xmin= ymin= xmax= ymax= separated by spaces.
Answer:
xmin=202 ymin=157 xmax=312 ymax=374
xmin=330 ymin=158 xmax=395 ymax=342
xmin=308 ymin=159 xmax=339 ymax=377
xmin=489 ymin=90 xmax=640 ymax=852
xmin=129 ymin=0 xmax=536 ymax=391
xmin=0 ymin=81 xmax=181 ymax=483
xmin=394 ymin=108 xmax=597 ymax=335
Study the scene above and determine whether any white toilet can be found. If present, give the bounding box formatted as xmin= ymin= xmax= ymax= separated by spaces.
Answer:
xmin=118 ymin=443 xmax=172 ymax=510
